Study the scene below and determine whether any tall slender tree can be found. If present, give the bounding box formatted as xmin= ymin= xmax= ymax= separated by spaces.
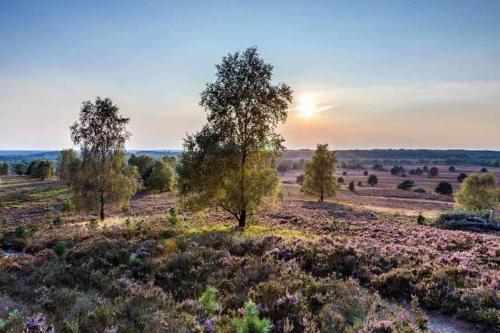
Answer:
xmin=177 ymin=47 xmax=292 ymax=227
xmin=70 ymin=97 xmax=141 ymax=220
xmin=57 ymin=149 xmax=79 ymax=186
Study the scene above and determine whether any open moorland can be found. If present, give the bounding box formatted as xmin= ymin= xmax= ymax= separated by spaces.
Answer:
xmin=0 ymin=167 xmax=498 ymax=332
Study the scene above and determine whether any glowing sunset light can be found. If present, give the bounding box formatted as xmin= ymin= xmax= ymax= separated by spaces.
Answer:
xmin=297 ymin=93 xmax=316 ymax=117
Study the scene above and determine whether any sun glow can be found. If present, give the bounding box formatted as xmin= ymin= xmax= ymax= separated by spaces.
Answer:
xmin=297 ymin=94 xmax=316 ymax=117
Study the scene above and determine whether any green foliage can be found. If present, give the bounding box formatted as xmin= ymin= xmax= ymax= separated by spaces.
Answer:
xmin=167 ymin=207 xmax=180 ymax=226
xmin=53 ymin=241 xmax=68 ymax=256
xmin=435 ymin=181 xmax=453 ymax=195
xmin=52 ymin=216 xmax=64 ymax=226
xmin=128 ymin=253 xmax=141 ymax=266
xmin=128 ymin=154 xmax=156 ymax=184
xmin=367 ymin=174 xmax=378 ymax=186
xmin=416 ymin=213 xmax=425 ymax=225
xmin=30 ymin=160 xmax=55 ymax=180
xmin=57 ymin=149 xmax=79 ymax=186
xmin=198 ymin=286 xmax=220 ymax=315
xmin=88 ymin=217 xmax=98 ymax=229
xmin=397 ymin=180 xmax=416 ymax=191
xmin=13 ymin=163 xmax=27 ymax=175
xmin=457 ymin=172 xmax=468 ymax=183
xmin=147 ymin=160 xmax=174 ymax=192
xmin=301 ymin=144 xmax=337 ymax=202
xmin=61 ymin=199 xmax=75 ymax=212
xmin=15 ymin=226 xmax=26 ymax=238
xmin=177 ymin=47 xmax=291 ymax=227
xmin=135 ymin=218 xmax=150 ymax=233
xmin=337 ymin=177 xmax=344 ymax=184
xmin=454 ymin=173 xmax=500 ymax=211
xmin=0 ymin=163 xmax=8 ymax=176
xmin=231 ymin=301 xmax=272 ymax=333
xmin=70 ymin=97 xmax=140 ymax=220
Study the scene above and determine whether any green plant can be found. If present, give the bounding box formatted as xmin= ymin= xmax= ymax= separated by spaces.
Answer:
xmin=52 ymin=216 xmax=64 ymax=226
xmin=348 ymin=181 xmax=355 ymax=192
xmin=416 ymin=213 xmax=425 ymax=225
xmin=435 ymin=181 xmax=453 ymax=195
xmin=15 ymin=226 xmax=26 ymax=238
xmin=42 ymin=206 xmax=53 ymax=218
xmin=455 ymin=173 xmax=500 ymax=211
xmin=397 ymin=180 xmax=416 ymax=191
xmin=135 ymin=219 xmax=149 ymax=232
xmin=88 ymin=217 xmax=98 ymax=229
xmin=198 ymin=286 xmax=220 ymax=315
xmin=367 ymin=174 xmax=378 ymax=186
xmin=167 ymin=207 xmax=180 ymax=226
xmin=61 ymin=199 xmax=75 ymax=212
xmin=121 ymin=201 xmax=130 ymax=213
xmin=128 ymin=253 xmax=141 ymax=266
xmin=231 ymin=301 xmax=272 ymax=333
xmin=53 ymin=240 xmax=68 ymax=256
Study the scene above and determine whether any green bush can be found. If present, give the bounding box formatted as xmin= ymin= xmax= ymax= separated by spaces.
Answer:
xmin=455 ymin=173 xmax=500 ymax=211
xmin=367 ymin=175 xmax=378 ymax=186
xmin=198 ymin=286 xmax=220 ymax=315
xmin=52 ymin=216 xmax=64 ymax=226
xmin=435 ymin=181 xmax=453 ymax=195
xmin=348 ymin=181 xmax=355 ymax=192
xmin=397 ymin=180 xmax=416 ymax=191
xmin=231 ymin=301 xmax=272 ymax=333
xmin=53 ymin=241 xmax=68 ymax=256
xmin=457 ymin=173 xmax=468 ymax=183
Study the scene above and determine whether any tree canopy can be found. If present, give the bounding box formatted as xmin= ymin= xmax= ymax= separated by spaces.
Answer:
xmin=177 ymin=47 xmax=292 ymax=227
xmin=70 ymin=97 xmax=141 ymax=220
xmin=301 ymin=144 xmax=338 ymax=202
xmin=454 ymin=173 xmax=500 ymax=211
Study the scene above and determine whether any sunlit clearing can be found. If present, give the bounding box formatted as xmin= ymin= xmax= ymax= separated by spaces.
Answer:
xmin=298 ymin=93 xmax=316 ymax=117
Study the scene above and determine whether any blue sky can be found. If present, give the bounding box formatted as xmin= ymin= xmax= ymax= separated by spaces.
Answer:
xmin=1 ymin=0 xmax=499 ymax=149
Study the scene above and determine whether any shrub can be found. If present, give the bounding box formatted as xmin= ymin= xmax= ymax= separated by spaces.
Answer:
xmin=31 ymin=160 xmax=55 ymax=180
xmin=348 ymin=181 xmax=355 ymax=192
xmin=167 ymin=207 xmax=180 ymax=226
xmin=435 ymin=210 xmax=500 ymax=231
xmin=147 ymin=160 xmax=174 ymax=192
xmin=397 ymin=180 xmax=416 ymax=191
xmin=198 ymin=286 xmax=220 ymax=315
xmin=358 ymin=181 xmax=362 ymax=187
xmin=435 ymin=181 xmax=453 ymax=195
xmin=372 ymin=164 xmax=384 ymax=171
xmin=428 ymin=167 xmax=438 ymax=178
xmin=448 ymin=166 xmax=456 ymax=172
xmin=53 ymin=241 xmax=68 ymax=256
xmin=363 ymin=170 xmax=368 ymax=176
xmin=367 ymin=175 xmax=378 ymax=186
xmin=390 ymin=166 xmax=404 ymax=176
xmin=342 ymin=171 xmax=347 ymax=176
xmin=88 ymin=218 xmax=98 ymax=229
xmin=296 ymin=174 xmax=304 ymax=184
xmin=454 ymin=173 xmax=500 ymax=211
xmin=231 ymin=301 xmax=272 ymax=333
xmin=416 ymin=213 xmax=425 ymax=225
xmin=15 ymin=226 xmax=27 ymax=238
xmin=61 ymin=199 xmax=75 ymax=212
xmin=14 ymin=163 xmax=27 ymax=175
xmin=0 ymin=163 xmax=8 ymax=176
xmin=52 ymin=216 xmax=64 ymax=226
xmin=480 ymin=167 xmax=488 ymax=173
xmin=337 ymin=177 xmax=344 ymax=184
xmin=128 ymin=253 xmax=141 ymax=266
xmin=457 ymin=173 xmax=468 ymax=183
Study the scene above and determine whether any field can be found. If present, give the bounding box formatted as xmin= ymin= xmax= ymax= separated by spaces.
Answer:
xmin=0 ymin=166 xmax=499 ymax=332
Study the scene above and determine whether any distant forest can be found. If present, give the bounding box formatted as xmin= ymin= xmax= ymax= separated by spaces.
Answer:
xmin=1 ymin=149 xmax=499 ymax=167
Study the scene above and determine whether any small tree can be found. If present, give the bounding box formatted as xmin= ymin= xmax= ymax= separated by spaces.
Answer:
xmin=147 ymin=160 xmax=174 ymax=192
xmin=428 ymin=167 xmax=438 ymax=177
xmin=337 ymin=176 xmax=344 ymax=184
xmin=14 ymin=163 xmax=27 ymax=175
xmin=0 ymin=163 xmax=9 ymax=176
xmin=129 ymin=154 xmax=155 ymax=184
xmin=448 ymin=166 xmax=456 ymax=172
xmin=32 ymin=160 xmax=55 ymax=180
xmin=457 ymin=172 xmax=468 ymax=183
xmin=348 ymin=181 xmax=355 ymax=192
xmin=70 ymin=97 xmax=141 ymax=220
xmin=57 ymin=149 xmax=79 ymax=186
xmin=363 ymin=170 xmax=368 ymax=176
xmin=301 ymin=144 xmax=337 ymax=202
xmin=26 ymin=161 xmax=37 ymax=176
xmin=177 ymin=47 xmax=292 ymax=228
xmin=367 ymin=174 xmax=378 ymax=186
xmin=398 ymin=180 xmax=416 ymax=191
xmin=455 ymin=173 xmax=500 ymax=211
xmin=435 ymin=181 xmax=453 ymax=195
xmin=296 ymin=174 xmax=304 ymax=184
xmin=480 ymin=167 xmax=488 ymax=173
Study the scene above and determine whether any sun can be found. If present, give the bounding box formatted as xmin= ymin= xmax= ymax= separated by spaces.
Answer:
xmin=298 ymin=94 xmax=316 ymax=117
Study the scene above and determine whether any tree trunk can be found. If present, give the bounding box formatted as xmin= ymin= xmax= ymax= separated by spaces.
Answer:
xmin=100 ymin=190 xmax=105 ymax=220
xmin=320 ymin=189 xmax=324 ymax=202
xmin=238 ymin=209 xmax=247 ymax=228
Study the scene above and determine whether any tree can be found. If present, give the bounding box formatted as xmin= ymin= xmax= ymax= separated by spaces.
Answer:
xmin=57 ymin=149 xmax=79 ymax=186
xmin=177 ymin=47 xmax=292 ymax=228
xmin=448 ymin=166 xmax=456 ymax=172
xmin=128 ymin=154 xmax=155 ymax=184
xmin=70 ymin=97 xmax=141 ymax=220
xmin=429 ymin=167 xmax=438 ymax=177
xmin=435 ymin=181 xmax=453 ymax=195
xmin=367 ymin=174 xmax=378 ymax=186
xmin=31 ymin=160 xmax=55 ymax=180
xmin=14 ymin=163 xmax=27 ymax=175
xmin=348 ymin=181 xmax=355 ymax=192
xmin=457 ymin=173 xmax=468 ymax=183
xmin=0 ymin=163 xmax=8 ymax=176
xmin=455 ymin=173 xmax=500 ymax=211
xmin=337 ymin=176 xmax=344 ymax=184
xmin=301 ymin=144 xmax=337 ymax=202
xmin=147 ymin=160 xmax=174 ymax=192
xmin=363 ymin=170 xmax=368 ymax=176
xmin=398 ymin=180 xmax=416 ymax=191
xmin=480 ymin=167 xmax=488 ymax=173
xmin=26 ymin=161 xmax=37 ymax=176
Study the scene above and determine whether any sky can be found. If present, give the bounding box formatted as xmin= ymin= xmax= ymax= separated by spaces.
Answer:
xmin=1 ymin=0 xmax=499 ymax=150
